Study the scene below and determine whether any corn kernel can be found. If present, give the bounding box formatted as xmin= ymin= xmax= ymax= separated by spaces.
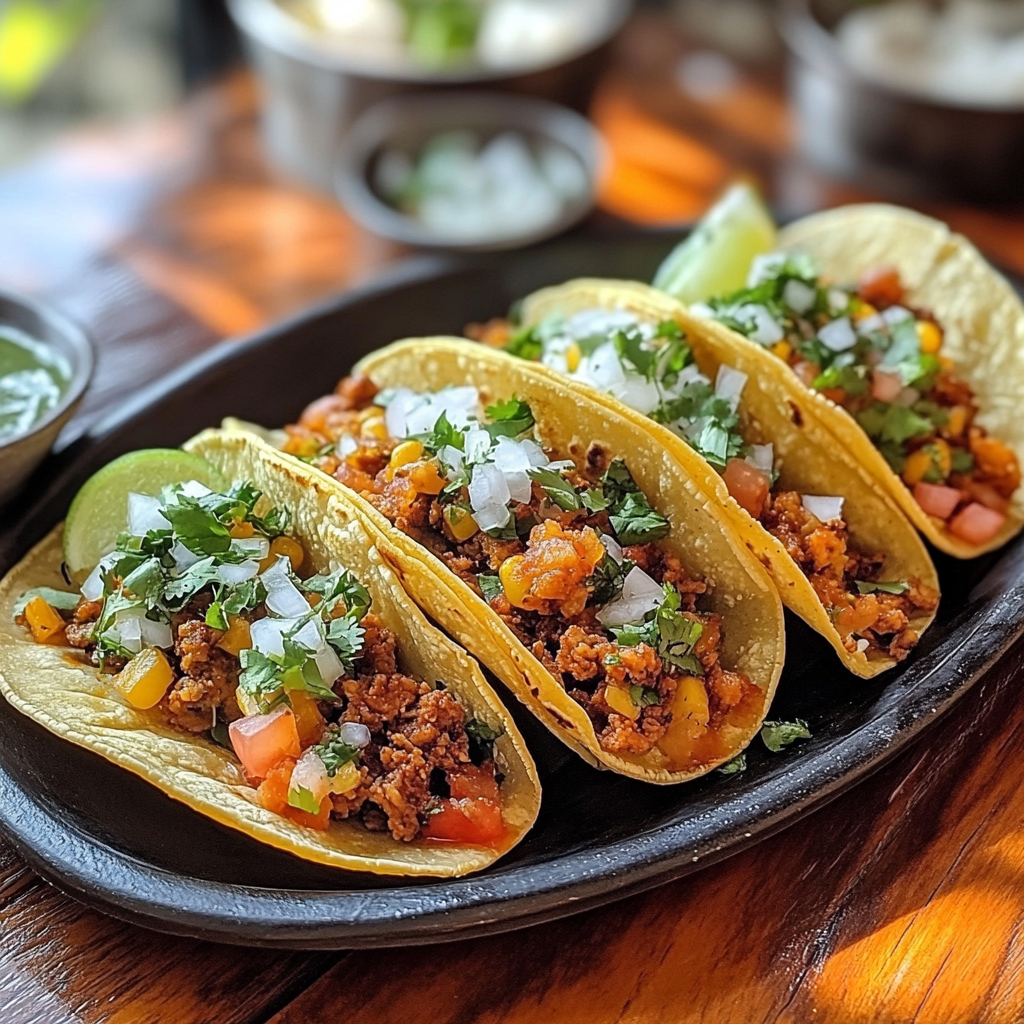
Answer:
xmin=330 ymin=760 xmax=362 ymax=795
xmin=901 ymin=448 xmax=935 ymax=486
xmin=361 ymin=415 xmax=389 ymax=440
xmin=771 ymin=341 xmax=792 ymax=361
xmin=945 ymin=406 xmax=968 ymax=439
xmin=499 ymin=555 xmax=530 ymax=608
xmin=217 ymin=616 xmax=252 ymax=657
xmin=24 ymin=596 xmax=66 ymax=644
xmin=235 ymin=685 xmax=263 ymax=717
xmin=387 ymin=440 xmax=424 ymax=480
xmin=260 ymin=535 xmax=305 ymax=573
xmin=409 ymin=460 xmax=446 ymax=495
xmin=445 ymin=506 xmax=479 ymax=543
xmin=854 ymin=302 xmax=878 ymax=322
xmin=604 ymin=684 xmax=640 ymax=720
xmin=916 ymin=319 xmax=942 ymax=354
xmin=565 ymin=342 xmax=582 ymax=373
xmin=931 ymin=438 xmax=952 ymax=477
xmin=114 ymin=648 xmax=175 ymax=710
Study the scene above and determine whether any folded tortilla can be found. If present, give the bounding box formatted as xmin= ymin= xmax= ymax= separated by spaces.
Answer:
xmin=223 ymin=341 xmax=787 ymax=783
xmin=776 ymin=204 xmax=1024 ymax=557
xmin=518 ymin=279 xmax=940 ymax=677
xmin=0 ymin=433 xmax=540 ymax=877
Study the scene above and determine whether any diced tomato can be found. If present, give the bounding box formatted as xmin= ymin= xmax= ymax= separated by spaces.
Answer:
xmin=913 ymin=482 xmax=962 ymax=521
xmin=961 ymin=479 xmax=1011 ymax=515
xmin=448 ymin=764 xmax=500 ymax=802
xmin=229 ymin=707 xmax=301 ymax=780
xmin=257 ymin=757 xmax=331 ymax=830
xmin=722 ymin=458 xmax=770 ymax=519
xmin=423 ymin=798 xmax=504 ymax=846
xmin=948 ymin=503 xmax=1007 ymax=545
xmin=858 ymin=265 xmax=905 ymax=308
xmin=871 ymin=370 xmax=904 ymax=403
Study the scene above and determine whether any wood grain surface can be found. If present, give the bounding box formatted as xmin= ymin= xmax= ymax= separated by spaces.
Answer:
xmin=2 ymin=10 xmax=1024 ymax=1024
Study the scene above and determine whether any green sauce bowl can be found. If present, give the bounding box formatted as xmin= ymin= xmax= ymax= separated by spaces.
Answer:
xmin=0 ymin=292 xmax=93 ymax=505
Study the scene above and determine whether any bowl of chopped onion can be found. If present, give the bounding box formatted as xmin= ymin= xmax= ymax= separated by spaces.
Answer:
xmin=334 ymin=91 xmax=604 ymax=251
xmin=228 ymin=0 xmax=631 ymax=189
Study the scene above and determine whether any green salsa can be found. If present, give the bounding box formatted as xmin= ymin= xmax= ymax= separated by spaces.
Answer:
xmin=0 ymin=327 xmax=71 ymax=443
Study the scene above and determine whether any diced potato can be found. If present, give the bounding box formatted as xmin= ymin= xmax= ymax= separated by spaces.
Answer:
xmin=499 ymin=555 xmax=529 ymax=608
xmin=217 ymin=616 xmax=252 ymax=657
xmin=24 ymin=596 xmax=66 ymax=644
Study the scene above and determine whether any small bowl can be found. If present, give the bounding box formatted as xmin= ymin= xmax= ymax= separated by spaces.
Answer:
xmin=227 ymin=0 xmax=632 ymax=190
xmin=0 ymin=293 xmax=93 ymax=506
xmin=780 ymin=0 xmax=1024 ymax=203
xmin=335 ymin=91 xmax=604 ymax=252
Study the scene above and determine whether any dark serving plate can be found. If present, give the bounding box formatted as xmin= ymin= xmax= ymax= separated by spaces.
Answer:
xmin=0 ymin=231 xmax=1022 ymax=949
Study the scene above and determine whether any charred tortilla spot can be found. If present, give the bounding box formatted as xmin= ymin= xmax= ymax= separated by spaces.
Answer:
xmin=586 ymin=442 xmax=610 ymax=474
xmin=546 ymin=708 xmax=576 ymax=730
xmin=788 ymin=401 xmax=803 ymax=427
xmin=530 ymin=687 xmax=540 ymax=697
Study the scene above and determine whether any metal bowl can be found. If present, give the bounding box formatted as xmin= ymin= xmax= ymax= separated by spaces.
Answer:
xmin=228 ymin=0 xmax=632 ymax=190
xmin=0 ymin=293 xmax=93 ymax=506
xmin=781 ymin=0 xmax=1024 ymax=203
xmin=334 ymin=92 xmax=604 ymax=252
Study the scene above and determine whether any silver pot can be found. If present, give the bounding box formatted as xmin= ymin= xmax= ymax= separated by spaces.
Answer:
xmin=228 ymin=0 xmax=633 ymax=190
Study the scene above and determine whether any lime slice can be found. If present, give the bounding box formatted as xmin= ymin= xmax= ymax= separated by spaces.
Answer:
xmin=63 ymin=449 xmax=227 ymax=581
xmin=653 ymin=183 xmax=777 ymax=304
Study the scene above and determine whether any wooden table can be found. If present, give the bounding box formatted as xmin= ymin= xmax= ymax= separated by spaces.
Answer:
xmin=4 ymin=12 xmax=1024 ymax=1024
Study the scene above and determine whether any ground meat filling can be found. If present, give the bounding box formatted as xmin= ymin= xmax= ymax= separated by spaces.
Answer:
xmin=761 ymin=491 xmax=938 ymax=659
xmin=53 ymin=598 xmax=487 ymax=842
xmin=285 ymin=377 xmax=761 ymax=759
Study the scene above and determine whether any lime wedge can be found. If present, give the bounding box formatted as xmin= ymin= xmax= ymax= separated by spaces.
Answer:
xmin=653 ymin=183 xmax=777 ymax=304
xmin=63 ymin=449 xmax=227 ymax=581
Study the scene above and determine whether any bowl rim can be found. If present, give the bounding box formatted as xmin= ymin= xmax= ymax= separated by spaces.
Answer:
xmin=0 ymin=290 xmax=94 ymax=454
xmin=334 ymin=91 xmax=606 ymax=252
xmin=779 ymin=0 xmax=1024 ymax=116
xmin=227 ymin=0 xmax=634 ymax=84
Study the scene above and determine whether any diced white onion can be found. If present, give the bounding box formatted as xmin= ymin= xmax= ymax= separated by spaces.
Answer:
xmin=172 ymin=542 xmax=202 ymax=572
xmin=566 ymin=308 xmax=639 ymax=339
xmin=857 ymin=313 xmax=885 ymax=334
xmin=336 ymin=434 xmax=358 ymax=458
xmin=472 ymin=503 xmax=512 ymax=533
xmin=855 ymin=638 xmax=870 ymax=654
xmin=438 ymin=445 xmax=465 ymax=477
xmin=583 ymin=341 xmax=627 ymax=390
xmin=734 ymin=303 xmax=784 ymax=345
xmin=518 ymin=439 xmax=549 ymax=468
xmin=882 ymin=305 xmax=913 ymax=325
xmin=289 ymin=749 xmax=331 ymax=806
xmin=715 ymin=364 xmax=748 ymax=410
xmin=384 ymin=388 xmax=420 ymax=438
xmin=802 ymin=494 xmax=845 ymax=522
xmin=492 ymin=436 xmax=533 ymax=473
xmin=469 ymin=462 xmax=511 ymax=514
xmin=746 ymin=253 xmax=787 ymax=288
xmin=261 ymin=556 xmax=310 ymax=618
xmin=291 ymin=617 xmax=324 ymax=652
xmin=179 ymin=480 xmax=213 ymax=498
xmin=747 ymin=443 xmax=774 ymax=473
xmin=314 ymin=644 xmax=346 ymax=685
xmin=339 ymin=721 xmax=372 ymax=748
xmin=217 ymin=560 xmax=260 ymax=585
xmin=689 ymin=302 xmax=714 ymax=319
xmin=230 ymin=537 xmax=270 ymax=560
xmin=127 ymin=493 xmax=170 ymax=536
xmin=80 ymin=559 xmax=109 ymax=601
xmin=600 ymin=533 xmax=623 ymax=563
xmin=611 ymin=375 xmax=663 ymax=416
xmin=783 ymin=278 xmax=816 ymax=315
xmin=140 ymin=617 xmax=173 ymax=649
xmin=818 ymin=317 xmax=857 ymax=352
xmin=596 ymin=566 xmax=665 ymax=627
xmin=463 ymin=428 xmax=492 ymax=464
xmin=118 ymin=614 xmax=143 ymax=654
xmin=250 ymin=617 xmax=301 ymax=657
xmin=828 ymin=288 xmax=849 ymax=313
xmin=438 ymin=387 xmax=480 ymax=426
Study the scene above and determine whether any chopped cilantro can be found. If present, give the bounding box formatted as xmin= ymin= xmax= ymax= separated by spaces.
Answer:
xmin=313 ymin=727 xmax=361 ymax=777
xmin=527 ymin=466 xmax=581 ymax=511
xmin=855 ymin=580 xmax=910 ymax=595
xmin=484 ymin=397 xmax=535 ymax=440
xmin=629 ymin=684 xmax=662 ymax=707
xmin=609 ymin=492 xmax=671 ymax=545
xmin=951 ymin=448 xmax=975 ymax=474
xmin=718 ymin=754 xmax=747 ymax=776
xmin=466 ymin=717 xmax=503 ymax=764
xmin=416 ymin=411 xmax=465 ymax=455
xmin=587 ymin=554 xmax=634 ymax=606
xmin=609 ymin=584 xmax=703 ymax=675
xmin=504 ymin=326 xmax=543 ymax=362
xmin=761 ymin=719 xmax=811 ymax=752
xmin=477 ymin=574 xmax=503 ymax=603
xmin=303 ymin=567 xmax=371 ymax=621
xmin=326 ymin=616 xmax=366 ymax=675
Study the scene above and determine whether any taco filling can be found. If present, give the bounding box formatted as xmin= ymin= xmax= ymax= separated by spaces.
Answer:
xmin=15 ymin=480 xmax=509 ymax=847
xmin=468 ymin=313 xmax=937 ymax=661
xmin=285 ymin=380 xmax=762 ymax=760
xmin=694 ymin=254 xmax=1022 ymax=548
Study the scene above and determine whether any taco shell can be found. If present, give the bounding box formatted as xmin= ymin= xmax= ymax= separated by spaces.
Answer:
xmin=777 ymin=204 xmax=1024 ymax=557
xmin=227 ymin=340 xmax=787 ymax=783
xmin=519 ymin=278 xmax=940 ymax=677
xmin=0 ymin=433 xmax=540 ymax=877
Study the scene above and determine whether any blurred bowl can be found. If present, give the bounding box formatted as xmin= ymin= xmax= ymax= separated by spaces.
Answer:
xmin=781 ymin=0 xmax=1024 ymax=203
xmin=0 ymin=293 xmax=93 ymax=506
xmin=335 ymin=92 xmax=604 ymax=252
xmin=228 ymin=0 xmax=632 ymax=190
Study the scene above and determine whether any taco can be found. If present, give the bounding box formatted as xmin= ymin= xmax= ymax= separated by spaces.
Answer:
xmin=265 ymin=339 xmax=786 ymax=782
xmin=0 ymin=438 xmax=539 ymax=877
xmin=468 ymin=279 xmax=940 ymax=677
xmin=692 ymin=204 xmax=1023 ymax=558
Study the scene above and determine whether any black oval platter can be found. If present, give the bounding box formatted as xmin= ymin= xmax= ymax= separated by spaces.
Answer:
xmin=0 ymin=230 xmax=1021 ymax=950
